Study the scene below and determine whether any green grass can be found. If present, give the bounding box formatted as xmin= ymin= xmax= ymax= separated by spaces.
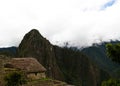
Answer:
xmin=27 ymin=77 xmax=52 ymax=82
xmin=4 ymin=68 xmax=18 ymax=71
xmin=25 ymin=78 xmax=54 ymax=86
xmin=39 ymin=77 xmax=52 ymax=81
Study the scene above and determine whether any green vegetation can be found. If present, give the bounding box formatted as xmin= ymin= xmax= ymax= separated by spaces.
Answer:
xmin=101 ymin=79 xmax=120 ymax=86
xmin=0 ymin=29 xmax=113 ymax=86
xmin=82 ymin=43 xmax=119 ymax=73
xmin=101 ymin=43 xmax=120 ymax=86
xmin=39 ymin=77 xmax=52 ymax=81
xmin=4 ymin=71 xmax=26 ymax=86
xmin=54 ymin=46 xmax=104 ymax=86
xmin=4 ymin=68 xmax=18 ymax=71
xmin=29 ymin=77 xmax=52 ymax=82
xmin=0 ymin=47 xmax=17 ymax=57
xmin=106 ymin=43 xmax=120 ymax=63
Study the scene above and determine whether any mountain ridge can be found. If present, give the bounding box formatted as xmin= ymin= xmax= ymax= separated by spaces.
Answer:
xmin=18 ymin=29 xmax=65 ymax=81
xmin=0 ymin=29 xmax=110 ymax=86
xmin=81 ymin=42 xmax=120 ymax=77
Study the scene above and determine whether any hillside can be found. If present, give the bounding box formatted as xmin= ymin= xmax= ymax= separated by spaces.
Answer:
xmin=0 ymin=47 xmax=17 ymax=57
xmin=17 ymin=29 xmax=109 ymax=86
xmin=0 ymin=29 xmax=110 ymax=86
xmin=18 ymin=29 xmax=64 ymax=81
xmin=54 ymin=46 xmax=109 ymax=86
xmin=81 ymin=42 xmax=120 ymax=77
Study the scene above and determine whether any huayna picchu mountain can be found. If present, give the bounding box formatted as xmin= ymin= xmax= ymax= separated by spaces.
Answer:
xmin=18 ymin=29 xmax=64 ymax=81
xmin=17 ymin=29 xmax=109 ymax=86
xmin=0 ymin=29 xmax=110 ymax=86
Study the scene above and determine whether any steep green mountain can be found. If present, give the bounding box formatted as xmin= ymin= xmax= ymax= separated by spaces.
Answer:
xmin=54 ymin=46 xmax=109 ymax=86
xmin=17 ymin=29 xmax=64 ymax=81
xmin=81 ymin=42 xmax=120 ymax=77
xmin=17 ymin=29 xmax=109 ymax=86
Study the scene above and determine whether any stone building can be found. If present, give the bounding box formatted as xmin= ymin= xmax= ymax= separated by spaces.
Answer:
xmin=4 ymin=58 xmax=46 ymax=80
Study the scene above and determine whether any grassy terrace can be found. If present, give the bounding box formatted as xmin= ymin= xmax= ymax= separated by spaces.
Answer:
xmin=24 ymin=78 xmax=70 ymax=86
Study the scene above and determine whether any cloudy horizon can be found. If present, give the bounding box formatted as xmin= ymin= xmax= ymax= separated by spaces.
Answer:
xmin=0 ymin=0 xmax=120 ymax=47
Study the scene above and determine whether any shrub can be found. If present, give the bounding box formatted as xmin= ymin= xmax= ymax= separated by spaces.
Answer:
xmin=4 ymin=71 xmax=27 ymax=86
xmin=101 ymin=78 xmax=120 ymax=86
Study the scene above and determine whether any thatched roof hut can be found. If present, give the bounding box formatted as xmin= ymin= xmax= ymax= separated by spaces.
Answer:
xmin=4 ymin=58 xmax=46 ymax=73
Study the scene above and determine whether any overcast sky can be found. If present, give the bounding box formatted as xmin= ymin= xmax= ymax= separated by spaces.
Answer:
xmin=0 ymin=0 xmax=120 ymax=47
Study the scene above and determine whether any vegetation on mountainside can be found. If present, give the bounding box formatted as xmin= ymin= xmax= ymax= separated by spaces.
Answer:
xmin=82 ymin=42 xmax=120 ymax=73
xmin=101 ymin=43 xmax=120 ymax=86
xmin=101 ymin=79 xmax=120 ymax=86
xmin=4 ymin=71 xmax=26 ymax=86
xmin=106 ymin=43 xmax=120 ymax=63
xmin=54 ymin=46 xmax=110 ymax=86
xmin=0 ymin=47 xmax=17 ymax=57
xmin=18 ymin=29 xmax=64 ymax=81
xmin=18 ymin=29 xmax=108 ymax=86
xmin=0 ymin=29 xmax=112 ymax=86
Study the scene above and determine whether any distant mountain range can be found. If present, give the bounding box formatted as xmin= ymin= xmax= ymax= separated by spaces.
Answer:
xmin=0 ymin=46 xmax=17 ymax=57
xmin=81 ymin=41 xmax=120 ymax=77
xmin=0 ymin=29 xmax=120 ymax=86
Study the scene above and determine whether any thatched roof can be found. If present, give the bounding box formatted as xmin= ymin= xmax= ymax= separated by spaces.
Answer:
xmin=5 ymin=58 xmax=46 ymax=73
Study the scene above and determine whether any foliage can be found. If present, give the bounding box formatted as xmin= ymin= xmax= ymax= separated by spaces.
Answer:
xmin=101 ymin=79 xmax=120 ymax=86
xmin=39 ymin=77 xmax=52 ymax=81
xmin=103 ymin=43 xmax=120 ymax=86
xmin=4 ymin=71 xmax=26 ymax=86
xmin=106 ymin=43 xmax=120 ymax=63
xmin=55 ymin=46 xmax=101 ymax=86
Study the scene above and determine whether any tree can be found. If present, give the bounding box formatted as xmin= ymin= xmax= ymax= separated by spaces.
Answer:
xmin=106 ymin=43 xmax=120 ymax=63
xmin=4 ymin=71 xmax=26 ymax=86
xmin=101 ymin=43 xmax=120 ymax=86
xmin=102 ymin=79 xmax=120 ymax=86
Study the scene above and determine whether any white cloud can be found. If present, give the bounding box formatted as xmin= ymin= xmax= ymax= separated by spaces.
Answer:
xmin=0 ymin=0 xmax=120 ymax=47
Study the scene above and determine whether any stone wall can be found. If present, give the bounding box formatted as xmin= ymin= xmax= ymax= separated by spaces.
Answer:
xmin=27 ymin=72 xmax=46 ymax=80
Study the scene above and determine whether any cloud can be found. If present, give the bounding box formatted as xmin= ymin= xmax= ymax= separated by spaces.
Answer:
xmin=0 ymin=0 xmax=120 ymax=47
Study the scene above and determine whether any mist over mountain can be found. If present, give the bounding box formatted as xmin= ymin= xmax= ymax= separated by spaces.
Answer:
xmin=0 ymin=0 xmax=120 ymax=85
xmin=0 ymin=29 xmax=120 ymax=86
xmin=0 ymin=29 xmax=111 ymax=86
xmin=0 ymin=0 xmax=120 ymax=47
xmin=18 ymin=29 xmax=110 ymax=86
xmin=81 ymin=41 xmax=120 ymax=77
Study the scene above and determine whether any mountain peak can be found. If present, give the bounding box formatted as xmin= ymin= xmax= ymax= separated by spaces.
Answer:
xmin=17 ymin=29 xmax=110 ymax=86
xmin=18 ymin=29 xmax=64 ymax=80
xmin=29 ymin=29 xmax=40 ymax=34
xmin=18 ymin=29 xmax=45 ymax=54
xmin=27 ymin=29 xmax=43 ymax=38
xmin=19 ymin=29 xmax=44 ymax=44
